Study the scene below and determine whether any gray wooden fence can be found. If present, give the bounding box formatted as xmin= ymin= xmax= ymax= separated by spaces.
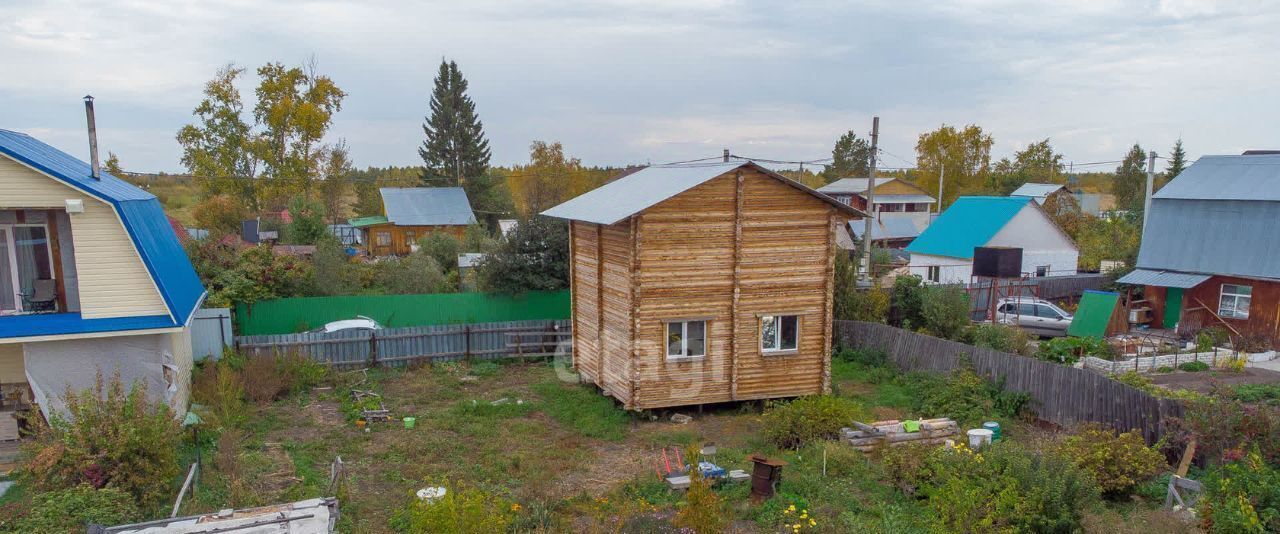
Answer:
xmin=833 ymin=320 xmax=1184 ymax=444
xmin=190 ymin=308 xmax=233 ymax=361
xmin=235 ymin=319 xmax=571 ymax=368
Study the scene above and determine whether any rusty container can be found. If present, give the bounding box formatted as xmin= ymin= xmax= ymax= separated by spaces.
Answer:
xmin=749 ymin=454 xmax=786 ymax=502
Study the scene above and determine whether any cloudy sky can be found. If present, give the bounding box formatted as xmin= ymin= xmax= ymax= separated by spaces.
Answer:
xmin=2 ymin=0 xmax=1277 ymax=174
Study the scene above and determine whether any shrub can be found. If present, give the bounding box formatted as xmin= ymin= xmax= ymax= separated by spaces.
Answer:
xmin=762 ymin=396 xmax=865 ymax=449
xmin=1155 ymin=365 xmax=1175 ymax=373
xmin=1054 ymin=424 xmax=1166 ymax=498
xmin=21 ymin=372 xmax=182 ymax=510
xmin=965 ymin=323 xmax=1032 ymax=356
xmin=1196 ymin=326 xmax=1230 ymax=352
xmin=920 ymin=285 xmax=970 ymax=340
xmin=2 ymin=485 xmax=139 ymax=533
xmin=673 ymin=469 xmax=728 ymax=534
xmin=1176 ymin=398 xmax=1280 ymax=466
xmin=1179 ymin=361 xmax=1210 ymax=372
xmin=918 ymin=442 xmax=1099 ymax=533
xmin=1231 ymin=383 xmax=1280 ymax=406
xmin=844 ymin=287 xmax=891 ymax=323
xmin=1199 ymin=451 xmax=1280 ymax=533
xmin=916 ymin=369 xmax=993 ymax=427
xmin=192 ymin=358 xmax=248 ymax=428
xmin=390 ymin=481 xmax=516 ymax=533
xmin=891 ymin=275 xmax=926 ymax=329
xmin=1037 ymin=336 xmax=1115 ymax=365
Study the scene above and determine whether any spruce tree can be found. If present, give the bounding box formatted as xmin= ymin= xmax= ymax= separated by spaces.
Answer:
xmin=822 ymin=130 xmax=872 ymax=182
xmin=1165 ymin=139 xmax=1187 ymax=182
xmin=419 ymin=60 xmax=491 ymax=186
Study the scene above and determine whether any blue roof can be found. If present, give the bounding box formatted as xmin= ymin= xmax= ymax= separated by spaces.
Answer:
xmin=905 ymin=196 xmax=1030 ymax=259
xmin=0 ymin=129 xmax=205 ymax=335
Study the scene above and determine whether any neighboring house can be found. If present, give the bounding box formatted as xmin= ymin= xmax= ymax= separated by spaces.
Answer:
xmin=906 ymin=196 xmax=1078 ymax=284
xmin=543 ymin=161 xmax=863 ymax=410
xmin=1116 ymin=153 xmax=1280 ymax=346
xmin=0 ymin=129 xmax=206 ymax=423
xmin=350 ymin=187 xmax=477 ymax=256
xmin=457 ymin=253 xmax=485 ymax=291
xmin=818 ymin=177 xmax=935 ymax=247
xmin=1011 ymin=182 xmax=1104 ymax=217
xmin=839 ymin=218 xmax=925 ymax=250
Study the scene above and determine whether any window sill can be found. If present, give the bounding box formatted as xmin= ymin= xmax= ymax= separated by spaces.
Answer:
xmin=666 ymin=355 xmax=706 ymax=363
xmin=762 ymin=349 xmax=799 ymax=357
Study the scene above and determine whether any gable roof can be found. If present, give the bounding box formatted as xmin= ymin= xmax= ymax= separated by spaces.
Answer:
xmin=1009 ymin=183 xmax=1067 ymax=199
xmin=0 ymin=129 xmax=205 ymax=330
xmin=380 ymin=187 xmax=477 ymax=226
xmin=542 ymin=161 xmax=864 ymax=225
xmin=1134 ymin=154 xmax=1280 ymax=280
xmin=848 ymin=217 xmax=924 ymax=241
xmin=1153 ymin=154 xmax=1280 ymax=201
xmin=905 ymin=196 xmax=1031 ymax=259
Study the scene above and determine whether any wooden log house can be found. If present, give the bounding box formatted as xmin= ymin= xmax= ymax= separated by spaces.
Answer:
xmin=542 ymin=161 xmax=864 ymax=410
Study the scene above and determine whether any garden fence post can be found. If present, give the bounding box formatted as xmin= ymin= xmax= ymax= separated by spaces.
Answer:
xmin=369 ymin=331 xmax=379 ymax=367
xmin=464 ymin=325 xmax=472 ymax=361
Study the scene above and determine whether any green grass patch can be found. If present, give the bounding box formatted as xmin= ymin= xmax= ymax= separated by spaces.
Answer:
xmin=531 ymin=381 xmax=629 ymax=441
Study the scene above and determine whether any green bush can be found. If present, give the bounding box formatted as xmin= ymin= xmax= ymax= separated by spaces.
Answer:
xmin=0 ymin=485 xmax=139 ymax=533
xmin=1054 ymin=424 xmax=1166 ymax=498
xmin=1154 ymin=365 xmax=1175 ymax=373
xmin=762 ymin=396 xmax=866 ymax=449
xmin=21 ymin=372 xmax=182 ymax=511
xmin=1179 ymin=361 xmax=1210 ymax=372
xmin=1196 ymin=326 xmax=1231 ymax=353
xmin=916 ymin=369 xmax=996 ymax=427
xmin=917 ymin=442 xmax=1099 ymax=533
xmin=920 ymin=285 xmax=970 ymax=340
xmin=1199 ymin=451 xmax=1280 ymax=533
xmin=389 ymin=481 xmax=516 ymax=533
xmin=964 ymin=323 xmax=1032 ymax=356
xmin=891 ymin=275 xmax=925 ymax=329
xmin=1037 ymin=336 xmax=1115 ymax=365
xmin=1231 ymin=384 xmax=1280 ymax=406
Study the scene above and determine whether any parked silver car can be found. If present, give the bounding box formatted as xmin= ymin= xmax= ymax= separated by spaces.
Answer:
xmin=994 ymin=298 xmax=1073 ymax=338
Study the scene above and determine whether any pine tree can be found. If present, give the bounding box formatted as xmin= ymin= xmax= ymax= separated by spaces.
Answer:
xmin=1165 ymin=139 xmax=1187 ymax=182
xmin=419 ymin=60 xmax=491 ymax=187
xmin=1113 ymin=144 xmax=1148 ymax=215
xmin=822 ymin=130 xmax=872 ymax=182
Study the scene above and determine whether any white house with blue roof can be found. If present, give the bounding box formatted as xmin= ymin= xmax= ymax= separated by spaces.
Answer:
xmin=905 ymin=196 xmax=1078 ymax=284
xmin=0 ymin=129 xmax=205 ymax=422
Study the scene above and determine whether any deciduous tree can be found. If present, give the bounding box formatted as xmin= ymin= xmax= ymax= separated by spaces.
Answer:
xmin=914 ymin=125 xmax=993 ymax=209
xmin=989 ymin=138 xmax=1065 ymax=194
xmin=177 ymin=65 xmax=260 ymax=209
xmin=1113 ymin=144 xmax=1148 ymax=215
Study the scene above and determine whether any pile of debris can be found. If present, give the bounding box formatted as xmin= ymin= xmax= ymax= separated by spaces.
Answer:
xmin=840 ymin=418 xmax=960 ymax=453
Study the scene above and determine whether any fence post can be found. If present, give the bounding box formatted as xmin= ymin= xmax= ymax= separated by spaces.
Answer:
xmin=464 ymin=325 xmax=472 ymax=361
xmin=369 ymin=331 xmax=379 ymax=367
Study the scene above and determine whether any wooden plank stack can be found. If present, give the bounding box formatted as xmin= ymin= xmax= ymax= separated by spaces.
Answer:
xmin=841 ymin=418 xmax=959 ymax=452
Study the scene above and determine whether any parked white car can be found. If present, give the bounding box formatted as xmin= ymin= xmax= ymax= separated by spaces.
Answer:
xmin=994 ymin=298 xmax=1073 ymax=338
xmin=312 ymin=316 xmax=384 ymax=333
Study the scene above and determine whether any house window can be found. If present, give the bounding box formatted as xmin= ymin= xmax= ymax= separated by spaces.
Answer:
xmin=665 ymin=320 xmax=706 ymax=359
xmin=404 ymin=230 xmax=416 ymax=243
xmin=1035 ymin=265 xmax=1049 ymax=277
xmin=375 ymin=231 xmax=391 ymax=247
xmin=1219 ymin=284 xmax=1252 ymax=319
xmin=761 ymin=315 xmax=799 ymax=353
xmin=926 ymin=265 xmax=940 ymax=283
xmin=0 ymin=224 xmax=56 ymax=313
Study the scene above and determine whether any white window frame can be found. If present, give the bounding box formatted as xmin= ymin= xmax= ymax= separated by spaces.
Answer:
xmin=1035 ymin=265 xmax=1050 ymax=277
xmin=665 ymin=319 xmax=707 ymax=361
xmin=760 ymin=314 xmax=800 ymax=354
xmin=1219 ymin=284 xmax=1252 ymax=320
xmin=375 ymin=231 xmax=391 ymax=247
xmin=926 ymin=265 xmax=941 ymax=283
xmin=1 ymin=222 xmax=57 ymax=314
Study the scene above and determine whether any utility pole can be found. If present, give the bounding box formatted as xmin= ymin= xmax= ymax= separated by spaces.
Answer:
xmin=860 ymin=117 xmax=879 ymax=284
xmin=936 ymin=162 xmax=945 ymax=214
xmin=1143 ymin=150 xmax=1156 ymax=228
xmin=723 ymin=148 xmax=730 ymax=163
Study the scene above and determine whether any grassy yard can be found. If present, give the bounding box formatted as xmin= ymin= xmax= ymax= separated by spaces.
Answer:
xmin=163 ymin=353 xmax=1198 ymax=533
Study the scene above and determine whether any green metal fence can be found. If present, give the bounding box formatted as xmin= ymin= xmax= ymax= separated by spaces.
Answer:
xmin=234 ymin=290 xmax=571 ymax=336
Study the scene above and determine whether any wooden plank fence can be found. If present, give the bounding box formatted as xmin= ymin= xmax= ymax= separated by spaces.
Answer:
xmin=833 ymin=320 xmax=1184 ymax=444
xmin=235 ymin=319 xmax=572 ymax=368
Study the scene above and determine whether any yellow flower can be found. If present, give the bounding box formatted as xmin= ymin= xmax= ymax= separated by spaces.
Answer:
xmin=511 ymin=503 xmax=522 ymax=512
xmin=788 ymin=504 xmax=796 ymax=511
xmin=800 ymin=512 xmax=808 ymax=519
xmin=810 ymin=519 xmax=817 ymax=526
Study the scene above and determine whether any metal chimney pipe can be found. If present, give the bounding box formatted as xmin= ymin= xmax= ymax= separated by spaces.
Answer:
xmin=84 ymin=95 xmax=101 ymax=180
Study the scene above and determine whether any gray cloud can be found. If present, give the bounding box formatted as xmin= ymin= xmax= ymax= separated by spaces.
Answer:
xmin=1 ymin=0 xmax=1276 ymax=173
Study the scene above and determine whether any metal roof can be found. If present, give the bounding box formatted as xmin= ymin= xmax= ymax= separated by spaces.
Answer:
xmin=1115 ymin=268 xmax=1212 ymax=288
xmin=1136 ymin=197 xmax=1280 ymax=280
xmin=541 ymin=161 xmax=864 ymax=225
xmin=1009 ymin=183 xmax=1067 ymax=200
xmin=905 ymin=196 xmax=1031 ymax=259
xmin=1154 ymin=154 xmax=1280 ymax=201
xmin=380 ymin=187 xmax=477 ymax=226
xmin=0 ymin=129 xmax=205 ymax=331
xmin=817 ymin=177 xmax=876 ymax=194
xmin=849 ymin=217 xmax=924 ymax=241
xmin=458 ymin=252 xmax=485 ymax=268
xmin=348 ymin=215 xmax=389 ymax=228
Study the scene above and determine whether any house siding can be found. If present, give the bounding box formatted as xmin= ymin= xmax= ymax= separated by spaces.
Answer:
xmin=569 ymin=168 xmax=840 ymax=410
xmin=364 ymin=223 xmax=469 ymax=257
xmin=0 ymin=343 xmax=23 ymax=384
xmin=0 ymin=155 xmax=168 ymax=319
xmin=1146 ymin=275 xmax=1280 ymax=347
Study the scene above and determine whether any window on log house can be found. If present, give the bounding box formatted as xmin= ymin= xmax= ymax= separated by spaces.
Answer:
xmin=761 ymin=315 xmax=798 ymax=353
xmin=665 ymin=320 xmax=706 ymax=359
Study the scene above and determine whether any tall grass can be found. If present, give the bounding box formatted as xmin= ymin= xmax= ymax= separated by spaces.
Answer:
xmin=531 ymin=381 xmax=629 ymax=440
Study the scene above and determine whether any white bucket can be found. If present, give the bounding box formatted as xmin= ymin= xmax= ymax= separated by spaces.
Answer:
xmin=967 ymin=428 xmax=994 ymax=449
